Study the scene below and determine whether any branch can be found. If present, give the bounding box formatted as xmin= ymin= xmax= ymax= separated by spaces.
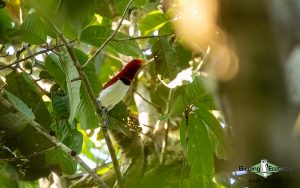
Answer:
xmin=0 ymin=41 xmax=6 ymax=53
xmin=112 ymin=34 xmax=174 ymax=41
xmin=37 ymin=9 xmax=125 ymax=188
xmin=160 ymin=89 xmax=173 ymax=165
xmin=0 ymin=146 xmax=58 ymax=162
xmin=0 ymin=41 xmax=75 ymax=71
xmin=82 ymin=0 xmax=135 ymax=68
xmin=134 ymin=89 xmax=161 ymax=110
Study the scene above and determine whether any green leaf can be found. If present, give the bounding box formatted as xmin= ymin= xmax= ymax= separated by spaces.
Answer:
xmin=4 ymin=90 xmax=35 ymax=121
xmin=19 ymin=180 xmax=39 ymax=188
xmin=60 ymin=49 xmax=81 ymax=124
xmin=152 ymin=37 xmax=179 ymax=79
xmin=139 ymin=10 xmax=172 ymax=35
xmin=5 ymin=72 xmax=52 ymax=129
xmin=185 ymin=77 xmax=206 ymax=103
xmin=80 ymin=25 xmax=142 ymax=56
xmin=97 ymin=54 xmax=123 ymax=84
xmin=0 ymin=9 xmax=12 ymax=41
xmin=0 ymin=164 xmax=19 ymax=188
xmin=45 ymin=53 xmax=67 ymax=91
xmin=51 ymin=93 xmax=70 ymax=119
xmin=76 ymin=85 xmax=99 ymax=129
xmin=51 ymin=120 xmax=83 ymax=153
xmin=45 ymin=148 xmax=77 ymax=175
xmin=74 ymin=48 xmax=101 ymax=95
xmin=175 ymin=41 xmax=193 ymax=69
xmin=185 ymin=77 xmax=215 ymax=109
xmin=39 ymin=70 xmax=53 ymax=80
xmin=169 ymin=95 xmax=186 ymax=117
xmin=181 ymin=113 xmax=215 ymax=188
xmin=71 ymin=48 xmax=100 ymax=130
xmin=18 ymin=12 xmax=47 ymax=44
xmin=114 ymin=0 xmax=129 ymax=15
xmin=196 ymin=109 xmax=228 ymax=160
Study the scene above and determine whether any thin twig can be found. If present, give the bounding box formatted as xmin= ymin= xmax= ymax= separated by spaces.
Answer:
xmin=83 ymin=0 xmax=135 ymax=68
xmin=0 ymin=41 xmax=6 ymax=53
xmin=112 ymin=34 xmax=174 ymax=41
xmin=0 ymin=146 xmax=58 ymax=162
xmin=38 ymin=10 xmax=125 ymax=188
xmin=160 ymin=89 xmax=173 ymax=165
xmin=0 ymin=42 xmax=74 ymax=71
xmin=0 ymin=52 xmax=9 ymax=58
xmin=134 ymin=90 xmax=161 ymax=110
xmin=66 ymin=162 xmax=112 ymax=180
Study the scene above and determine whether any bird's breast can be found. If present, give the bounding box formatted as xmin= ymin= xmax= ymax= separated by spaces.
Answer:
xmin=98 ymin=79 xmax=130 ymax=110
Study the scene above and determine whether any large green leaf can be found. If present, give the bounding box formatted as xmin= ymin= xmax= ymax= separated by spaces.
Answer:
xmin=80 ymin=25 xmax=142 ymax=56
xmin=51 ymin=92 xmax=70 ymax=119
xmin=45 ymin=53 xmax=67 ymax=91
xmin=60 ymin=49 xmax=81 ymax=124
xmin=181 ymin=113 xmax=215 ymax=188
xmin=97 ymin=54 xmax=123 ymax=84
xmin=0 ymin=9 xmax=12 ymax=41
xmin=17 ymin=12 xmax=47 ymax=44
xmin=114 ymin=0 xmax=129 ymax=15
xmin=138 ymin=10 xmax=173 ymax=35
xmin=5 ymin=72 xmax=52 ymax=129
xmin=168 ymin=77 xmax=215 ymax=120
xmin=45 ymin=148 xmax=77 ymax=175
xmin=74 ymin=48 xmax=101 ymax=95
xmin=175 ymin=41 xmax=193 ymax=69
xmin=152 ymin=37 xmax=179 ymax=80
xmin=76 ymin=85 xmax=99 ymax=129
xmin=51 ymin=120 xmax=83 ymax=153
xmin=4 ymin=90 xmax=35 ymax=121
xmin=0 ymin=164 xmax=19 ymax=188
xmin=196 ymin=109 xmax=228 ymax=160
xmin=73 ymin=48 xmax=100 ymax=130
xmin=185 ymin=77 xmax=215 ymax=109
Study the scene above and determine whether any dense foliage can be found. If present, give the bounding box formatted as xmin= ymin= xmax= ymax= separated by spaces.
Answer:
xmin=0 ymin=0 xmax=229 ymax=187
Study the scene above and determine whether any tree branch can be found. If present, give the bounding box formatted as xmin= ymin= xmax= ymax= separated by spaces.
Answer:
xmin=0 ymin=146 xmax=58 ymax=162
xmin=112 ymin=34 xmax=174 ymax=41
xmin=37 ymin=9 xmax=125 ymax=188
xmin=134 ymin=89 xmax=161 ymax=110
xmin=0 ymin=41 xmax=75 ymax=71
xmin=82 ymin=0 xmax=135 ymax=68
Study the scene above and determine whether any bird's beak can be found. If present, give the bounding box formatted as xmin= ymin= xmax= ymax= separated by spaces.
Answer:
xmin=140 ymin=60 xmax=147 ymax=67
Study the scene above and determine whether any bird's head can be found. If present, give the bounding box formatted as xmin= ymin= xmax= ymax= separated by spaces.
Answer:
xmin=118 ymin=59 xmax=145 ymax=81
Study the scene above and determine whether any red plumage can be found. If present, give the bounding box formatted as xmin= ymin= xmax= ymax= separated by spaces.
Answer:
xmin=102 ymin=59 xmax=144 ymax=89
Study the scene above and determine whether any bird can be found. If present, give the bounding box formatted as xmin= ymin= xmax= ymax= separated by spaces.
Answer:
xmin=97 ymin=59 xmax=144 ymax=126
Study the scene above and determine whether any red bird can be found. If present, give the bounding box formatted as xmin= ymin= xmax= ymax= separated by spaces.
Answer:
xmin=97 ymin=59 xmax=144 ymax=112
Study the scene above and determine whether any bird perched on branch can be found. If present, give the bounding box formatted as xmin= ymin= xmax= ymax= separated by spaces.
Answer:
xmin=97 ymin=59 xmax=145 ymax=126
